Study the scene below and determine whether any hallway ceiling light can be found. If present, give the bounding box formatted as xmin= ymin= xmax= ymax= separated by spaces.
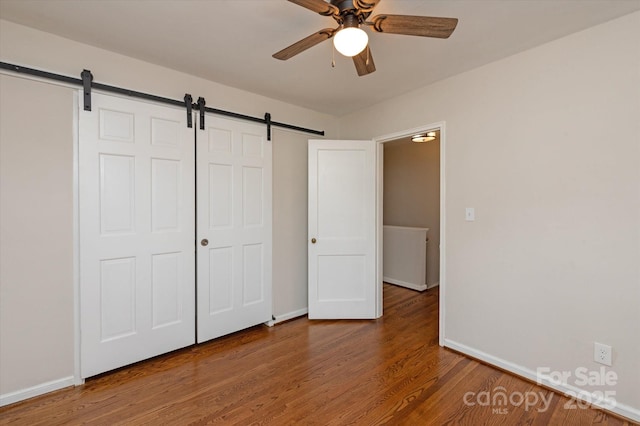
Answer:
xmin=412 ymin=131 xmax=437 ymax=143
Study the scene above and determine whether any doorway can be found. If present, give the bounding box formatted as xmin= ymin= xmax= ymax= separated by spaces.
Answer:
xmin=375 ymin=122 xmax=445 ymax=345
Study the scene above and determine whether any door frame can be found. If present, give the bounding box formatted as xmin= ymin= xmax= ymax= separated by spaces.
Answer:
xmin=373 ymin=121 xmax=446 ymax=346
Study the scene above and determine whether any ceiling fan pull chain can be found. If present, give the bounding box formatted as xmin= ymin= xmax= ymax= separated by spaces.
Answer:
xmin=331 ymin=43 xmax=336 ymax=68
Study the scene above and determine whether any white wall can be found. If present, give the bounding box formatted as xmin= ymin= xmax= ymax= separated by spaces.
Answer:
xmin=0 ymin=19 xmax=337 ymax=401
xmin=272 ymin=128 xmax=310 ymax=318
xmin=0 ymin=75 xmax=75 ymax=398
xmin=341 ymin=12 xmax=640 ymax=419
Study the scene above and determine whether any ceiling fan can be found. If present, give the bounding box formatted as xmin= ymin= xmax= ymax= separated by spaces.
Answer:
xmin=273 ymin=0 xmax=459 ymax=76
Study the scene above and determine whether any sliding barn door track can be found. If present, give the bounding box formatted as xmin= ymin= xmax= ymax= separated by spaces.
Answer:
xmin=0 ymin=61 xmax=325 ymax=140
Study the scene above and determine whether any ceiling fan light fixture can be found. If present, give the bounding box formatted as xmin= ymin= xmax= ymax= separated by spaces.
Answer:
xmin=333 ymin=27 xmax=368 ymax=57
xmin=412 ymin=131 xmax=437 ymax=143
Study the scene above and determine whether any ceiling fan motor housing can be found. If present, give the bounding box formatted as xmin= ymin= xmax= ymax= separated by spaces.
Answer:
xmin=330 ymin=0 xmax=357 ymax=13
xmin=342 ymin=13 xmax=361 ymax=29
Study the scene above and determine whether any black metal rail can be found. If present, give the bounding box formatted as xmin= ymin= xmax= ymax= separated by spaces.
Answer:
xmin=0 ymin=61 xmax=325 ymax=139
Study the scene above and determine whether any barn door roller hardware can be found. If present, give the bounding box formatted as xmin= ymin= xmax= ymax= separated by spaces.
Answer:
xmin=265 ymin=113 xmax=272 ymax=141
xmin=184 ymin=94 xmax=193 ymax=128
xmin=197 ymin=97 xmax=206 ymax=130
xmin=81 ymin=69 xmax=93 ymax=111
xmin=0 ymin=61 xmax=325 ymax=138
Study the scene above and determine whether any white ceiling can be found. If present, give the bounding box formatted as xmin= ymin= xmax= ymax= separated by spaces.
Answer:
xmin=1 ymin=0 xmax=639 ymax=116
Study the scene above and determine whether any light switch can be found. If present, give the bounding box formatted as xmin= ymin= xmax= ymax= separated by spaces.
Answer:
xmin=465 ymin=207 xmax=475 ymax=221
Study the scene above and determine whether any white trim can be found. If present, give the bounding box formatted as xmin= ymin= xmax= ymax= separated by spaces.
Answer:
xmin=427 ymin=281 xmax=440 ymax=289
xmin=374 ymin=121 xmax=446 ymax=345
xmin=265 ymin=308 xmax=309 ymax=327
xmin=375 ymin=142 xmax=384 ymax=318
xmin=384 ymin=278 xmax=427 ymax=292
xmin=444 ymin=338 xmax=640 ymax=423
xmin=72 ymin=91 xmax=84 ymax=386
xmin=0 ymin=376 xmax=74 ymax=407
xmin=438 ymin=123 xmax=446 ymax=346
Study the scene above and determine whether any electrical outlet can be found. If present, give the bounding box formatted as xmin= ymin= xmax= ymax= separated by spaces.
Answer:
xmin=594 ymin=342 xmax=612 ymax=366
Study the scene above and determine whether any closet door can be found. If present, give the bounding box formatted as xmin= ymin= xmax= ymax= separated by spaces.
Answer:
xmin=196 ymin=116 xmax=272 ymax=342
xmin=79 ymin=92 xmax=195 ymax=378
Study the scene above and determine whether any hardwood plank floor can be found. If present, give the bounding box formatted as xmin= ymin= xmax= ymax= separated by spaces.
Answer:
xmin=0 ymin=284 xmax=633 ymax=425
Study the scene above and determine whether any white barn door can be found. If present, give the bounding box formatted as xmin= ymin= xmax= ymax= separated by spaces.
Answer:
xmin=196 ymin=116 xmax=272 ymax=342
xmin=79 ymin=93 xmax=195 ymax=378
xmin=308 ymin=139 xmax=378 ymax=319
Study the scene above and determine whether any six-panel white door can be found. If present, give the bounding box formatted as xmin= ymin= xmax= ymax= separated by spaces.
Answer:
xmin=79 ymin=93 xmax=195 ymax=378
xmin=196 ymin=116 xmax=272 ymax=342
xmin=308 ymin=139 xmax=378 ymax=319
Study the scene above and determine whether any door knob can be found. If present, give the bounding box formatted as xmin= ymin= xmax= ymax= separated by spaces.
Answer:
xmin=311 ymin=238 xmax=316 ymax=244
xmin=201 ymin=239 xmax=209 ymax=246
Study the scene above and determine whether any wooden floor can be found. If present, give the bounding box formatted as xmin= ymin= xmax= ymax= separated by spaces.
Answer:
xmin=0 ymin=284 xmax=633 ymax=425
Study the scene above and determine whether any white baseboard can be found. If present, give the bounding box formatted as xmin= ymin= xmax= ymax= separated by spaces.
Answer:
xmin=427 ymin=281 xmax=439 ymax=289
xmin=443 ymin=339 xmax=640 ymax=423
xmin=265 ymin=307 xmax=308 ymax=327
xmin=384 ymin=277 xmax=427 ymax=292
xmin=0 ymin=376 xmax=75 ymax=407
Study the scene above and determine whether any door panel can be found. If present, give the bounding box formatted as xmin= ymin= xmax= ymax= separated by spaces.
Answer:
xmin=197 ymin=116 xmax=272 ymax=343
xmin=308 ymin=140 xmax=377 ymax=319
xmin=79 ymin=93 xmax=195 ymax=378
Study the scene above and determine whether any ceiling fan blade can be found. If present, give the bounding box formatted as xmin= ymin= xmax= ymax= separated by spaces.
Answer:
xmin=288 ymin=0 xmax=339 ymax=16
xmin=353 ymin=0 xmax=380 ymax=13
xmin=370 ymin=14 xmax=458 ymax=38
xmin=273 ymin=28 xmax=336 ymax=60
xmin=352 ymin=46 xmax=376 ymax=76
